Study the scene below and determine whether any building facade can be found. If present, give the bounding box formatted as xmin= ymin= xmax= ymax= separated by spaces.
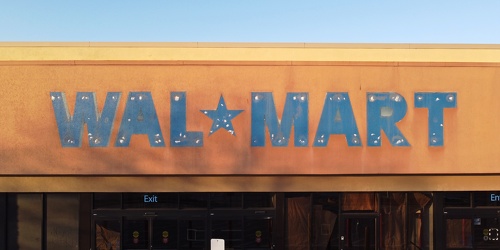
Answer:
xmin=0 ymin=43 xmax=499 ymax=249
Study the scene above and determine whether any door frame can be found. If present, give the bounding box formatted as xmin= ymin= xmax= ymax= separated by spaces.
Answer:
xmin=339 ymin=212 xmax=379 ymax=250
xmin=91 ymin=209 xmax=276 ymax=250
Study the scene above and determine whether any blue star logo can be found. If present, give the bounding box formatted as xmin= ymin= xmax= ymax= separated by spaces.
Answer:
xmin=201 ymin=95 xmax=243 ymax=136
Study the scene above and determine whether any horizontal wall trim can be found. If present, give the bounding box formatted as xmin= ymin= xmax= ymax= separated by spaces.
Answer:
xmin=1 ymin=175 xmax=500 ymax=192
xmin=2 ymin=42 xmax=500 ymax=49
xmin=2 ymin=43 xmax=500 ymax=62
xmin=1 ymin=60 xmax=500 ymax=67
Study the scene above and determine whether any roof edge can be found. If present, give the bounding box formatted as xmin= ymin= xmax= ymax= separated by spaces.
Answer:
xmin=2 ymin=42 xmax=500 ymax=62
xmin=0 ymin=42 xmax=500 ymax=49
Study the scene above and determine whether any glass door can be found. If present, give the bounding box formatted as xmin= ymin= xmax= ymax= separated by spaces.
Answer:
xmin=339 ymin=215 xmax=378 ymax=250
xmin=123 ymin=217 xmax=192 ymax=250
xmin=178 ymin=218 xmax=206 ymax=250
xmin=92 ymin=193 xmax=277 ymax=249
xmin=94 ymin=214 xmax=274 ymax=250
xmin=94 ymin=216 xmax=206 ymax=250
xmin=211 ymin=217 xmax=243 ymax=249
xmin=123 ymin=218 xmax=149 ymax=250
xmin=209 ymin=215 xmax=274 ymax=250
xmin=243 ymin=216 xmax=274 ymax=249
xmin=444 ymin=211 xmax=500 ymax=249
xmin=151 ymin=219 xmax=178 ymax=250
xmin=473 ymin=216 xmax=500 ymax=249
xmin=122 ymin=217 xmax=207 ymax=250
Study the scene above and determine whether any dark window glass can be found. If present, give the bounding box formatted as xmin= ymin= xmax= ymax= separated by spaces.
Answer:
xmin=93 ymin=193 xmax=121 ymax=209
xmin=152 ymin=219 xmax=178 ymax=249
xmin=210 ymin=193 xmax=242 ymax=208
xmin=212 ymin=219 xmax=243 ymax=249
xmin=123 ymin=218 xmax=149 ymax=249
xmin=407 ymin=193 xmax=432 ymax=249
xmin=474 ymin=192 xmax=500 ymax=207
xmin=312 ymin=193 xmax=339 ymax=249
xmin=313 ymin=193 xmax=339 ymax=213
xmin=244 ymin=218 xmax=273 ymax=249
xmin=179 ymin=219 xmax=205 ymax=249
xmin=286 ymin=195 xmax=311 ymax=249
xmin=444 ymin=192 xmax=471 ymax=207
xmin=342 ymin=193 xmax=377 ymax=211
xmin=123 ymin=193 xmax=178 ymax=209
xmin=473 ymin=217 xmax=500 ymax=248
xmin=344 ymin=217 xmax=376 ymax=249
xmin=180 ymin=193 xmax=208 ymax=209
xmin=244 ymin=193 xmax=274 ymax=208
xmin=446 ymin=218 xmax=472 ymax=248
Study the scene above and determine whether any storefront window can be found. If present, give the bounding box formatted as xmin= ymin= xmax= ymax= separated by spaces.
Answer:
xmin=95 ymin=220 xmax=121 ymax=250
xmin=180 ymin=193 xmax=208 ymax=209
xmin=179 ymin=219 xmax=206 ymax=249
xmin=380 ymin=193 xmax=431 ymax=249
xmin=344 ymin=217 xmax=376 ymax=249
xmin=444 ymin=192 xmax=471 ymax=207
xmin=93 ymin=193 xmax=276 ymax=249
xmin=286 ymin=194 xmax=311 ymax=249
xmin=243 ymin=218 xmax=273 ymax=249
xmin=312 ymin=193 xmax=339 ymax=249
xmin=123 ymin=218 xmax=149 ymax=249
xmin=210 ymin=193 xmax=242 ymax=208
xmin=211 ymin=219 xmax=243 ymax=248
xmin=474 ymin=192 xmax=500 ymax=207
xmin=94 ymin=193 xmax=121 ymax=209
xmin=342 ymin=193 xmax=378 ymax=212
xmin=244 ymin=193 xmax=275 ymax=208
xmin=473 ymin=217 xmax=500 ymax=249
xmin=285 ymin=192 xmax=432 ymax=249
xmin=446 ymin=218 xmax=472 ymax=248
xmin=438 ymin=192 xmax=500 ymax=249
xmin=409 ymin=193 xmax=432 ymax=249
xmin=152 ymin=219 xmax=178 ymax=249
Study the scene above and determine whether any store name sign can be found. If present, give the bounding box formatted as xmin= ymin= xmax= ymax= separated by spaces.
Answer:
xmin=50 ymin=91 xmax=456 ymax=148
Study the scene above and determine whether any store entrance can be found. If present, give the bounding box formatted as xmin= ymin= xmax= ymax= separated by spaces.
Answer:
xmin=284 ymin=192 xmax=432 ymax=249
xmin=91 ymin=193 xmax=276 ymax=250
xmin=94 ymin=212 xmax=273 ymax=250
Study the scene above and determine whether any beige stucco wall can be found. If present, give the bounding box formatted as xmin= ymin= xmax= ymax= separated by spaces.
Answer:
xmin=0 ymin=43 xmax=498 ymax=191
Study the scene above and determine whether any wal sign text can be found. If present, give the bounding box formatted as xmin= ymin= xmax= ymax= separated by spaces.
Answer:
xmin=50 ymin=91 xmax=457 ymax=148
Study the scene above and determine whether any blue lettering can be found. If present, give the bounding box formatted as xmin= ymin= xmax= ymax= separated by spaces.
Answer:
xmin=414 ymin=92 xmax=457 ymax=146
xmin=490 ymin=194 xmax=500 ymax=202
xmin=170 ymin=92 xmax=203 ymax=147
xmin=144 ymin=194 xmax=158 ymax=203
xmin=51 ymin=92 xmax=120 ymax=147
xmin=52 ymin=91 xmax=457 ymax=149
xmin=314 ymin=93 xmax=361 ymax=146
xmin=115 ymin=92 xmax=165 ymax=147
xmin=367 ymin=92 xmax=410 ymax=147
xmin=251 ymin=92 xmax=308 ymax=147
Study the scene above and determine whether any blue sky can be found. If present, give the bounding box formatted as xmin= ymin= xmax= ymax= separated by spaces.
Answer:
xmin=1 ymin=1 xmax=500 ymax=43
